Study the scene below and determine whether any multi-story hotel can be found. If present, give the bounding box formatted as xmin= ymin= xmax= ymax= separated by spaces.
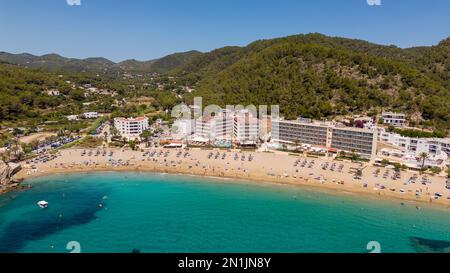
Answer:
xmin=381 ymin=112 xmax=406 ymax=127
xmin=233 ymin=110 xmax=259 ymax=145
xmin=193 ymin=109 xmax=259 ymax=145
xmin=259 ymin=115 xmax=272 ymax=140
xmin=114 ymin=117 xmax=149 ymax=140
xmin=215 ymin=109 xmax=234 ymax=141
xmin=272 ymin=119 xmax=377 ymax=159
xmin=379 ymin=129 xmax=450 ymax=157
xmin=194 ymin=110 xmax=234 ymax=142
xmin=194 ymin=116 xmax=215 ymax=141
xmin=330 ymin=127 xmax=377 ymax=158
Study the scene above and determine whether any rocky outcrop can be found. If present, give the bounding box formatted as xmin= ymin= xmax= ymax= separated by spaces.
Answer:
xmin=0 ymin=160 xmax=22 ymax=192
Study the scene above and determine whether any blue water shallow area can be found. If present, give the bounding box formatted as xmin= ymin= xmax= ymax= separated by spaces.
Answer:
xmin=0 ymin=172 xmax=449 ymax=253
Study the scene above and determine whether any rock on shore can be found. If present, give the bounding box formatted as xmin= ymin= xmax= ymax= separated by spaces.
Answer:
xmin=0 ymin=160 xmax=22 ymax=192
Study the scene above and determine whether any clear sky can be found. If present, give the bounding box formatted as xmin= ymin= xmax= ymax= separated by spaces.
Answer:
xmin=0 ymin=0 xmax=449 ymax=62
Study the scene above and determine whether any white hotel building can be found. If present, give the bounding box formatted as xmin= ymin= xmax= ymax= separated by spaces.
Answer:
xmin=379 ymin=129 xmax=450 ymax=157
xmin=272 ymin=118 xmax=377 ymax=159
xmin=114 ymin=117 xmax=149 ymax=140
xmin=194 ymin=110 xmax=234 ymax=142
xmin=215 ymin=109 xmax=234 ymax=141
xmin=193 ymin=109 xmax=259 ymax=145
xmin=233 ymin=110 xmax=259 ymax=145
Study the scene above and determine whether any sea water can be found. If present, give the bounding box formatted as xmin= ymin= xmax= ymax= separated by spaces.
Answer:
xmin=0 ymin=172 xmax=449 ymax=253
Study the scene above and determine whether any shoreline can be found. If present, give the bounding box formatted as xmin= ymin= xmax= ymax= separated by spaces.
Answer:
xmin=15 ymin=154 xmax=450 ymax=211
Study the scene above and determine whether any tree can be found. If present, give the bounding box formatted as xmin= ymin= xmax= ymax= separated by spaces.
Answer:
xmin=140 ymin=130 xmax=151 ymax=143
xmin=69 ymin=90 xmax=86 ymax=101
xmin=128 ymin=140 xmax=137 ymax=151
xmin=419 ymin=152 xmax=429 ymax=169
xmin=351 ymin=150 xmax=360 ymax=162
xmin=430 ymin=167 xmax=442 ymax=175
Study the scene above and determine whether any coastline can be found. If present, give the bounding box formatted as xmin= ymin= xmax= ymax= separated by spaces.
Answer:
xmin=14 ymin=148 xmax=450 ymax=210
xmin=20 ymin=168 xmax=450 ymax=212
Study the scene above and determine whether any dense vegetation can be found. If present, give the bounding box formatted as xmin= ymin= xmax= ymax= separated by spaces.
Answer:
xmin=0 ymin=64 xmax=73 ymax=121
xmin=172 ymin=34 xmax=449 ymax=132
xmin=0 ymin=61 xmax=181 ymax=138
xmin=392 ymin=128 xmax=447 ymax=139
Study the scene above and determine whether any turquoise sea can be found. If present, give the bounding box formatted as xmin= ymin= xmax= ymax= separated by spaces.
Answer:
xmin=0 ymin=172 xmax=449 ymax=253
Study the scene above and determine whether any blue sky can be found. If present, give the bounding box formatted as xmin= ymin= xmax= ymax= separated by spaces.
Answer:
xmin=0 ymin=0 xmax=449 ymax=62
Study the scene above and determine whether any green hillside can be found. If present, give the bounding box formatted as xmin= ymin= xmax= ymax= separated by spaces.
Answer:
xmin=171 ymin=34 xmax=450 ymax=131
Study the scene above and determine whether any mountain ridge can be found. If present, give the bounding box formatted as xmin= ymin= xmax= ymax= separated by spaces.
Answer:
xmin=1 ymin=33 xmax=448 ymax=74
xmin=0 ymin=50 xmax=203 ymax=74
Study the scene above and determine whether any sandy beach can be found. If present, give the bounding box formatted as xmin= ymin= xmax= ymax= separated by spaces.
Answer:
xmin=14 ymin=148 xmax=450 ymax=208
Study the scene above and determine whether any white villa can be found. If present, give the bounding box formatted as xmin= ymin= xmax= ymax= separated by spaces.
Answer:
xmin=114 ymin=117 xmax=149 ymax=140
xmin=382 ymin=112 xmax=407 ymax=127
xmin=83 ymin=112 xmax=99 ymax=119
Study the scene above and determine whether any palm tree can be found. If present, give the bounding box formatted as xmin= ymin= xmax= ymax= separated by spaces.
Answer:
xmin=419 ymin=152 xmax=429 ymax=169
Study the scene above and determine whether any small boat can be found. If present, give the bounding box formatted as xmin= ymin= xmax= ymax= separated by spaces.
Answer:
xmin=37 ymin=201 xmax=49 ymax=209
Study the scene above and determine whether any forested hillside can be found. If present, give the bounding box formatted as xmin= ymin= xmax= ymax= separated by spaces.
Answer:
xmin=172 ymin=34 xmax=450 ymax=131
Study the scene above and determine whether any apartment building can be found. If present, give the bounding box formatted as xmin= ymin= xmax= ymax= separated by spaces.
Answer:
xmin=194 ymin=110 xmax=234 ymax=142
xmin=215 ymin=109 xmax=234 ymax=141
xmin=233 ymin=110 xmax=259 ymax=145
xmin=194 ymin=116 xmax=215 ymax=141
xmin=331 ymin=127 xmax=377 ymax=158
xmin=379 ymin=130 xmax=450 ymax=157
xmin=382 ymin=112 xmax=406 ymax=127
xmin=114 ymin=117 xmax=149 ymax=140
xmin=272 ymin=119 xmax=329 ymax=147
xmin=259 ymin=115 xmax=272 ymax=140
xmin=272 ymin=119 xmax=377 ymax=158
